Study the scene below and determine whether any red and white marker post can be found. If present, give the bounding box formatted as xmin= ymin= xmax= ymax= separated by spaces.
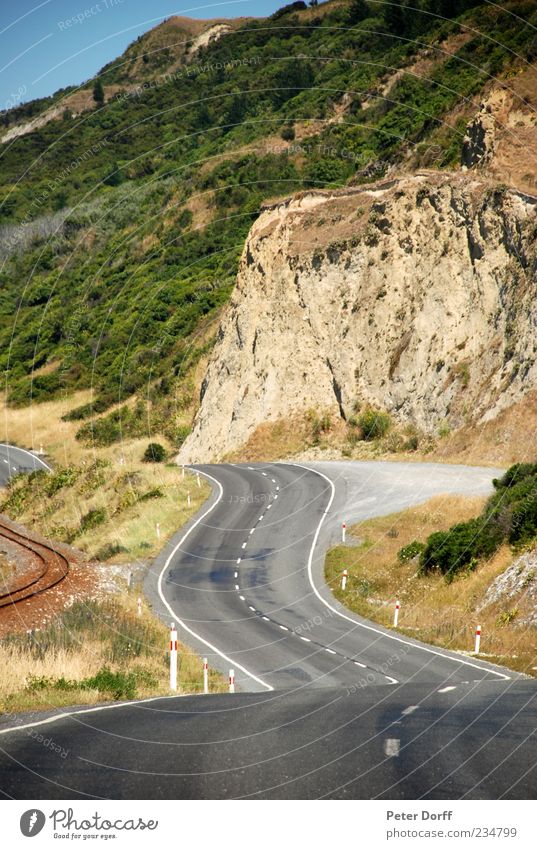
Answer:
xmin=341 ymin=568 xmax=348 ymax=591
xmin=394 ymin=600 xmax=401 ymax=627
xmin=156 ymin=522 xmax=160 ymax=540
xmin=137 ymin=596 xmax=142 ymax=617
xmin=474 ymin=625 xmax=481 ymax=654
xmin=229 ymin=669 xmax=235 ymax=694
xmin=342 ymin=522 xmax=346 ymax=543
xmin=169 ymin=623 xmax=178 ymax=691
xmin=196 ymin=473 xmax=201 ymax=488
xmin=203 ymin=657 xmax=209 ymax=694
xmin=181 ymin=465 xmax=185 ymax=480
xmin=187 ymin=491 xmax=191 ymax=507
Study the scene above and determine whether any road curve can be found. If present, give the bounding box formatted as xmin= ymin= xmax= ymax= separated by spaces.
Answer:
xmin=1 ymin=460 xmax=535 ymax=800
xmin=0 ymin=443 xmax=51 ymax=487
xmin=147 ymin=461 xmax=516 ymax=692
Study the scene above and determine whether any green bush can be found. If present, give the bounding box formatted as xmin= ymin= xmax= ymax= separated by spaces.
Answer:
xmin=143 ymin=442 xmax=166 ymax=463
xmin=79 ymin=507 xmax=107 ymax=532
xmin=419 ymin=461 xmax=537 ymax=581
xmin=398 ymin=540 xmax=425 ymax=562
xmin=358 ymin=408 xmax=391 ymax=440
xmin=95 ymin=541 xmax=129 ymax=561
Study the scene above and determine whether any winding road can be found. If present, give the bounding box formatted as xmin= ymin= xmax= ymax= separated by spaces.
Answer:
xmin=0 ymin=443 xmax=50 ymax=487
xmin=1 ymin=460 xmax=535 ymax=799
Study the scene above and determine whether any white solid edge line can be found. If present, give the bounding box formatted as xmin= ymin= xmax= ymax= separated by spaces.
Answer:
xmin=157 ymin=468 xmax=273 ymax=691
xmin=0 ymin=443 xmax=52 ymax=471
xmin=0 ymin=694 xmax=186 ymax=737
xmin=285 ymin=461 xmax=510 ymax=682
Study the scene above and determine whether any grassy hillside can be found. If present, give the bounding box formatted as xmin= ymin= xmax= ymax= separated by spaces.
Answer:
xmin=1 ymin=0 xmax=536 ymax=448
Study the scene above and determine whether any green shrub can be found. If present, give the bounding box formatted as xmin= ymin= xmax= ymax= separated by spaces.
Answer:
xmin=398 ymin=540 xmax=425 ymax=562
xmin=358 ymin=408 xmax=391 ymax=440
xmin=143 ymin=442 xmax=166 ymax=462
xmin=95 ymin=541 xmax=129 ymax=561
xmin=80 ymin=507 xmax=107 ymax=532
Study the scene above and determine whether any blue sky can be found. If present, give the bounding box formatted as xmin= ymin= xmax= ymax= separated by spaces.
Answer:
xmin=1 ymin=0 xmax=286 ymax=108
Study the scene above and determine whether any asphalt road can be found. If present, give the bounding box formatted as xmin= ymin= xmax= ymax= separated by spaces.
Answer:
xmin=0 ymin=443 xmax=50 ymax=486
xmin=1 ymin=681 xmax=535 ymax=799
xmin=1 ymin=460 xmax=535 ymax=799
xmin=147 ymin=461 xmax=513 ymax=692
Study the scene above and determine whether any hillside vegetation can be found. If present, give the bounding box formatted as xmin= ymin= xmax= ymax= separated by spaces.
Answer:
xmin=326 ymin=463 xmax=537 ymax=675
xmin=1 ymin=0 xmax=536 ymax=452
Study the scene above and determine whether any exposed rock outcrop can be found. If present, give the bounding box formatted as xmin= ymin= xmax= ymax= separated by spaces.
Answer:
xmin=481 ymin=549 xmax=537 ymax=626
xmin=179 ymin=171 xmax=537 ymax=462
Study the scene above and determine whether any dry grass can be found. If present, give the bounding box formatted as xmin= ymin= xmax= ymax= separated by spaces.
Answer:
xmin=0 ymin=593 xmax=226 ymax=714
xmin=3 ymin=455 xmax=210 ymax=564
xmin=0 ymin=391 xmax=93 ymax=465
xmin=326 ymin=495 xmax=537 ymax=677
xmin=432 ymin=390 xmax=537 ymax=467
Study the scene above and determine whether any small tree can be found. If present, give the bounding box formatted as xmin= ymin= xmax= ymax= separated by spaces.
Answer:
xmin=358 ymin=408 xmax=391 ymax=441
xmin=143 ymin=442 xmax=166 ymax=463
xmin=93 ymin=79 xmax=105 ymax=106
xmin=348 ymin=0 xmax=369 ymax=24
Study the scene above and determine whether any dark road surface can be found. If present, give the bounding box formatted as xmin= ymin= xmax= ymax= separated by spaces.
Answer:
xmin=1 ymin=461 xmax=535 ymax=799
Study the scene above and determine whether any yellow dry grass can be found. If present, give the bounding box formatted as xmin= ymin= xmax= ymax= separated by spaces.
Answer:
xmin=0 ymin=390 xmax=93 ymax=465
xmin=0 ymin=593 xmax=227 ymax=714
xmin=326 ymin=495 xmax=537 ymax=677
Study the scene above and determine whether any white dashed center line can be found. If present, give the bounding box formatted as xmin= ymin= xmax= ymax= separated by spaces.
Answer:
xmin=279 ymin=625 xmax=289 ymax=631
xmin=353 ymin=661 xmax=366 ymax=668
xmin=242 ymin=542 xmax=247 ymax=549
xmin=401 ymin=705 xmax=418 ymax=716
xmin=384 ymin=738 xmax=400 ymax=757
xmin=300 ymin=636 xmax=311 ymax=642
xmin=239 ymin=595 xmax=245 ymax=601
xmin=438 ymin=685 xmax=457 ymax=693
xmin=325 ymin=648 xmax=336 ymax=655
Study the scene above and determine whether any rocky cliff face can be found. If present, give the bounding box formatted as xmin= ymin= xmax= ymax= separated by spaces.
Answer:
xmin=179 ymin=172 xmax=537 ymax=463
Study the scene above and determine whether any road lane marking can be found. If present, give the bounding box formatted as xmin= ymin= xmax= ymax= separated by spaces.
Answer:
xmin=242 ymin=542 xmax=247 ymax=549
xmin=279 ymin=625 xmax=289 ymax=631
xmin=300 ymin=636 xmax=311 ymax=642
xmin=353 ymin=661 xmax=366 ymax=667
xmin=267 ymin=504 xmax=272 ymax=509
xmin=385 ymin=675 xmax=398 ymax=684
xmin=288 ymin=461 xmax=511 ymax=682
xmin=235 ymin=584 xmax=239 ymax=590
xmin=234 ymin=571 xmax=238 ymax=577
xmin=401 ymin=705 xmax=418 ymax=716
xmin=239 ymin=595 xmax=245 ymax=601
xmin=249 ymin=606 xmax=256 ymax=612
xmin=237 ymin=558 xmax=241 ymax=564
xmin=262 ymin=616 xmax=270 ymax=621
xmin=157 ymin=467 xmax=273 ymax=692
xmin=325 ymin=648 xmax=337 ymax=655
xmin=259 ymin=515 xmax=264 ymax=521
xmin=249 ymin=528 xmax=255 ymax=535
xmin=438 ymin=685 xmax=457 ymax=693
xmin=384 ymin=738 xmax=400 ymax=757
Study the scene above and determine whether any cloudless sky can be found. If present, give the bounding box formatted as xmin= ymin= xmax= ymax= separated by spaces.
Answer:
xmin=0 ymin=0 xmax=287 ymax=108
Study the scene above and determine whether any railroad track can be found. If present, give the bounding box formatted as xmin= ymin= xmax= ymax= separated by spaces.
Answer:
xmin=0 ymin=520 xmax=69 ymax=607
